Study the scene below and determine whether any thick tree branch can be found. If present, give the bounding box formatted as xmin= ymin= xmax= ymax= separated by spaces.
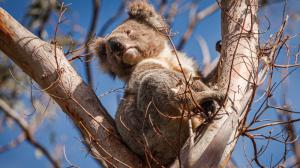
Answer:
xmin=0 ymin=8 xmax=144 ymax=168
xmin=218 ymin=1 xmax=259 ymax=166
xmin=171 ymin=0 xmax=259 ymax=167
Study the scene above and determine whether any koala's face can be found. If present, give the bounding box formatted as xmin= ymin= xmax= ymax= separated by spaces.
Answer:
xmin=94 ymin=19 xmax=167 ymax=80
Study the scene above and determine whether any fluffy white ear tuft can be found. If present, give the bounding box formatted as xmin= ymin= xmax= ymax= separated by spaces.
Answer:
xmin=90 ymin=37 xmax=116 ymax=78
xmin=89 ymin=37 xmax=106 ymax=57
xmin=128 ymin=1 xmax=168 ymax=31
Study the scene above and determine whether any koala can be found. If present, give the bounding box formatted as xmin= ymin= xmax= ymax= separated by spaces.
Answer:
xmin=91 ymin=1 xmax=224 ymax=167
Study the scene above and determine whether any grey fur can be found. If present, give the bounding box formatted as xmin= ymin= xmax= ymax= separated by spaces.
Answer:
xmin=91 ymin=1 xmax=225 ymax=167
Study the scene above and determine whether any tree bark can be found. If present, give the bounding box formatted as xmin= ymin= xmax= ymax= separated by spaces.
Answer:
xmin=171 ymin=0 xmax=259 ymax=167
xmin=0 ymin=8 xmax=144 ymax=168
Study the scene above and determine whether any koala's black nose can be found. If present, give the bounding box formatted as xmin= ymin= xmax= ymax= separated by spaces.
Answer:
xmin=108 ymin=37 xmax=125 ymax=52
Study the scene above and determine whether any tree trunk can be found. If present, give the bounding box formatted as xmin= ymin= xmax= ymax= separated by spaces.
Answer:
xmin=171 ymin=0 xmax=259 ymax=167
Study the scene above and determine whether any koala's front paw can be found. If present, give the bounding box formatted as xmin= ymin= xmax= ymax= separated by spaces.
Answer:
xmin=194 ymin=90 xmax=226 ymax=118
xmin=201 ymin=100 xmax=217 ymax=115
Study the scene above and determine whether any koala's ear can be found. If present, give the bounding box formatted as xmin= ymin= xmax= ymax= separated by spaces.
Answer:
xmin=128 ymin=1 xmax=168 ymax=31
xmin=90 ymin=37 xmax=115 ymax=77
xmin=90 ymin=37 xmax=107 ymax=58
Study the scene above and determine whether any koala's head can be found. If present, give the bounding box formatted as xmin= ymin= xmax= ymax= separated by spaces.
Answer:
xmin=92 ymin=1 xmax=169 ymax=81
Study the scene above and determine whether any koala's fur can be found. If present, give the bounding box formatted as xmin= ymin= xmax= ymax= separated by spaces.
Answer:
xmin=91 ymin=1 xmax=224 ymax=167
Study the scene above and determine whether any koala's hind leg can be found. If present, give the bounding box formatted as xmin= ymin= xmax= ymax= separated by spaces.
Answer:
xmin=172 ymin=79 xmax=225 ymax=110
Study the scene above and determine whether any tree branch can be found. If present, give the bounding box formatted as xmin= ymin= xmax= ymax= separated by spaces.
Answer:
xmin=0 ymin=98 xmax=60 ymax=168
xmin=0 ymin=7 xmax=144 ymax=168
xmin=171 ymin=0 xmax=259 ymax=167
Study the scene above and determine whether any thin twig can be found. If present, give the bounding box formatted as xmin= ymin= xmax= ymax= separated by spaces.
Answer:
xmin=0 ymin=99 xmax=60 ymax=168
xmin=177 ymin=2 xmax=219 ymax=50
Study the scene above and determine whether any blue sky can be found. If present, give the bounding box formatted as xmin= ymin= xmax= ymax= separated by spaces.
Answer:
xmin=1 ymin=0 xmax=300 ymax=167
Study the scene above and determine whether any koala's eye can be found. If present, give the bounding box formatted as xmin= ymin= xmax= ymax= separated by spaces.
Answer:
xmin=125 ymin=29 xmax=132 ymax=35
